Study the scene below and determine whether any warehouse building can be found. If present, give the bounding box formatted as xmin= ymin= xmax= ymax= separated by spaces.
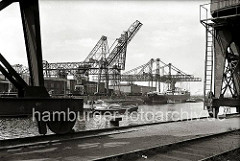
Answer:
xmin=44 ymin=77 xmax=67 ymax=95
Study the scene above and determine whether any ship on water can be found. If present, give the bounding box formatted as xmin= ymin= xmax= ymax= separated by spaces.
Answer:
xmin=144 ymin=88 xmax=190 ymax=104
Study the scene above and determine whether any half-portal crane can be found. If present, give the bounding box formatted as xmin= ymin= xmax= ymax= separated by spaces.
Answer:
xmin=200 ymin=0 xmax=240 ymax=117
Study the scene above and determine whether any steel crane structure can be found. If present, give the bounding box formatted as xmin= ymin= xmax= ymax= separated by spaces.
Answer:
xmin=43 ymin=35 xmax=109 ymax=77
xmin=12 ymin=64 xmax=29 ymax=76
xmin=43 ymin=20 xmax=143 ymax=94
xmin=0 ymin=0 xmax=83 ymax=134
xmin=200 ymin=0 xmax=240 ymax=117
xmin=100 ymin=58 xmax=201 ymax=92
xmin=106 ymin=20 xmax=142 ymax=70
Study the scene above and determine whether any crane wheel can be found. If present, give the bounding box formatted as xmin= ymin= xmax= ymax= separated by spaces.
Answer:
xmin=46 ymin=112 xmax=77 ymax=134
xmin=47 ymin=120 xmax=76 ymax=134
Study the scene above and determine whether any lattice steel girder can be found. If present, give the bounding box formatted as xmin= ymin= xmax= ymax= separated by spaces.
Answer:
xmin=213 ymin=21 xmax=240 ymax=98
xmin=43 ymin=67 xmax=121 ymax=76
xmin=106 ymin=20 xmax=142 ymax=69
xmin=43 ymin=62 xmax=92 ymax=70
xmin=233 ymin=59 xmax=240 ymax=94
xmin=98 ymin=74 xmax=201 ymax=82
xmin=123 ymin=59 xmax=154 ymax=75
xmin=84 ymin=35 xmax=108 ymax=62
xmin=214 ymin=28 xmax=232 ymax=98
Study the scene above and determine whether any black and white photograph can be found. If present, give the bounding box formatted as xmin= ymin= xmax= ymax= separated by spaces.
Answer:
xmin=0 ymin=0 xmax=239 ymax=160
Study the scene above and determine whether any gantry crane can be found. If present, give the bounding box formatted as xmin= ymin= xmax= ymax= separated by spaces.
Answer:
xmin=43 ymin=35 xmax=109 ymax=93
xmin=43 ymin=35 xmax=108 ymax=77
xmin=42 ymin=20 xmax=143 ymax=94
xmin=106 ymin=58 xmax=201 ymax=92
xmin=200 ymin=0 xmax=240 ymax=117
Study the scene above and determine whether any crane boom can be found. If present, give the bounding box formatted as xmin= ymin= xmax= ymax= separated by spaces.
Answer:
xmin=84 ymin=35 xmax=108 ymax=63
xmin=106 ymin=20 xmax=143 ymax=70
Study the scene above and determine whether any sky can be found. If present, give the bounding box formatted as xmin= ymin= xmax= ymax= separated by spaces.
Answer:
xmin=0 ymin=0 xmax=209 ymax=95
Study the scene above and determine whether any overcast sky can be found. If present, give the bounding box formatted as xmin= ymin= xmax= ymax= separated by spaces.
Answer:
xmin=0 ymin=0 xmax=209 ymax=94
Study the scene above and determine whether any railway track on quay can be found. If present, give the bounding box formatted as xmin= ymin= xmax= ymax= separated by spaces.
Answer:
xmin=0 ymin=116 xmax=212 ymax=150
xmin=0 ymin=113 xmax=239 ymax=161
xmin=93 ymin=130 xmax=240 ymax=161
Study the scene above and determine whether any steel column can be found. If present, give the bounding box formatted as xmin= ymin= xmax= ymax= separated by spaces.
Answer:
xmin=19 ymin=0 xmax=45 ymax=87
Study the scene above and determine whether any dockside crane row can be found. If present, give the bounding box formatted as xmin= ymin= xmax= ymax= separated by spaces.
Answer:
xmin=42 ymin=20 xmax=143 ymax=94
xmin=1 ymin=20 xmax=143 ymax=95
xmin=117 ymin=58 xmax=202 ymax=92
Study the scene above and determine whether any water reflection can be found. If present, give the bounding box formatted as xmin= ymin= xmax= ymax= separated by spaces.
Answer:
xmin=0 ymin=117 xmax=40 ymax=139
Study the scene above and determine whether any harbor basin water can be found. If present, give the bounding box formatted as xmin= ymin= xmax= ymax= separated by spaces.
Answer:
xmin=0 ymin=102 xmax=236 ymax=140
